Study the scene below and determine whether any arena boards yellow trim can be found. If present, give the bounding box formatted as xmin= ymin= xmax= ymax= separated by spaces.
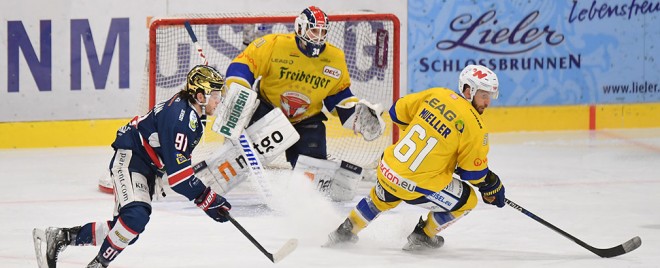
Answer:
xmin=482 ymin=103 xmax=660 ymax=132
xmin=0 ymin=119 xmax=128 ymax=149
xmin=1 ymin=103 xmax=658 ymax=149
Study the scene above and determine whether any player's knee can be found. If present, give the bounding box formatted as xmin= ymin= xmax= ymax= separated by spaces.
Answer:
xmin=118 ymin=202 xmax=151 ymax=234
xmin=368 ymin=185 xmax=401 ymax=211
xmin=462 ymin=184 xmax=479 ymax=211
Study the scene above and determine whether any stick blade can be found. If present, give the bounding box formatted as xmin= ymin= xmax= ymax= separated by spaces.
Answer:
xmin=271 ymin=239 xmax=298 ymax=263
xmin=596 ymin=236 xmax=642 ymax=258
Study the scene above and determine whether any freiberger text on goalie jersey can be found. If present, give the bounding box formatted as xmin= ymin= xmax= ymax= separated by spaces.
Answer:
xmin=378 ymin=87 xmax=490 ymax=200
xmin=226 ymin=33 xmax=356 ymax=124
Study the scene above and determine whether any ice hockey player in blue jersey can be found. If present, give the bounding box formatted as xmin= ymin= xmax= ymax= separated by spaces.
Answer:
xmin=32 ymin=65 xmax=231 ymax=268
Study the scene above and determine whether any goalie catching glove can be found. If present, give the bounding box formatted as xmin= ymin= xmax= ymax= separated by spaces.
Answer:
xmin=336 ymin=99 xmax=386 ymax=141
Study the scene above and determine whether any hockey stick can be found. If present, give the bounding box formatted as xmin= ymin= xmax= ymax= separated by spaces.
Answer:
xmin=184 ymin=21 xmax=296 ymax=262
xmin=184 ymin=21 xmax=208 ymax=65
xmin=184 ymin=20 xmax=273 ymax=201
xmin=505 ymin=198 xmax=641 ymax=258
xmin=221 ymin=210 xmax=298 ymax=263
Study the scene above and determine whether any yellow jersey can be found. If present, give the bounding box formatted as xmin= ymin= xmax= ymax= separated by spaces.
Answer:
xmin=377 ymin=87 xmax=491 ymax=200
xmin=226 ymin=33 xmax=355 ymax=124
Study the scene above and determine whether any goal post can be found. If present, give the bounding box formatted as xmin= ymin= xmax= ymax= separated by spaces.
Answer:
xmin=141 ymin=11 xmax=400 ymax=171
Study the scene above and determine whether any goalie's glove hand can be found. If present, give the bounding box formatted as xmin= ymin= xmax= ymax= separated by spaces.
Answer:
xmin=355 ymin=100 xmax=386 ymax=141
xmin=337 ymin=100 xmax=386 ymax=142
xmin=194 ymin=187 xmax=232 ymax=222
xmin=478 ymin=170 xmax=506 ymax=208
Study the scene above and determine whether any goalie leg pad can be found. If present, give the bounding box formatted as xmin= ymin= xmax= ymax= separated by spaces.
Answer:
xmin=193 ymin=140 xmax=251 ymax=195
xmin=246 ymin=108 xmax=300 ymax=164
xmin=294 ymin=155 xmax=337 ymax=193
xmin=328 ymin=161 xmax=363 ymax=202
xmin=295 ymin=155 xmax=364 ymax=202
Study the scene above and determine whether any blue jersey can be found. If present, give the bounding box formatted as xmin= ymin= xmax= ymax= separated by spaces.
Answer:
xmin=111 ymin=94 xmax=207 ymax=200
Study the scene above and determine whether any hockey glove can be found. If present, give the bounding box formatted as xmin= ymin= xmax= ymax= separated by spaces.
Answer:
xmin=478 ymin=170 xmax=506 ymax=208
xmin=336 ymin=99 xmax=386 ymax=142
xmin=194 ymin=187 xmax=232 ymax=222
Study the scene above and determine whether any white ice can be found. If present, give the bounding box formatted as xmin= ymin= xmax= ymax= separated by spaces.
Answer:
xmin=2 ymin=129 xmax=659 ymax=268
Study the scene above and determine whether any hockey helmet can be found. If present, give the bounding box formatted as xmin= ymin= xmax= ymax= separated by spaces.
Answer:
xmin=186 ymin=65 xmax=225 ymax=97
xmin=458 ymin=65 xmax=499 ymax=101
xmin=294 ymin=6 xmax=329 ymax=57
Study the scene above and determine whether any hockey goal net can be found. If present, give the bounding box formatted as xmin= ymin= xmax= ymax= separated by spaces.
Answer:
xmin=140 ymin=11 xmax=400 ymax=172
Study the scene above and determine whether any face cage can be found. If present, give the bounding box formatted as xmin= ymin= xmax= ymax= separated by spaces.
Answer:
xmin=300 ymin=23 xmax=328 ymax=45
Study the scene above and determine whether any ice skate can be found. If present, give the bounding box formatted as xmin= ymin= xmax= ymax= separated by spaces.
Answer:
xmin=86 ymin=256 xmax=109 ymax=268
xmin=33 ymin=226 xmax=80 ymax=268
xmin=402 ymin=217 xmax=444 ymax=251
xmin=323 ymin=219 xmax=359 ymax=247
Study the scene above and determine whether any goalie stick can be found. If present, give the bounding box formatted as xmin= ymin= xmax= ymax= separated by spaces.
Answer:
xmin=506 ymin=198 xmax=642 ymax=258
xmin=221 ymin=210 xmax=298 ymax=263
xmin=184 ymin=20 xmax=272 ymax=201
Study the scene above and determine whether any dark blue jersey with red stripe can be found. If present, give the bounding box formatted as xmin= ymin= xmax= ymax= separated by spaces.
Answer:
xmin=111 ymin=94 xmax=207 ymax=200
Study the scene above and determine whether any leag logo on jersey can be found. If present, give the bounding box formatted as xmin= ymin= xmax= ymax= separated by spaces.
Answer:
xmin=323 ymin=66 xmax=341 ymax=79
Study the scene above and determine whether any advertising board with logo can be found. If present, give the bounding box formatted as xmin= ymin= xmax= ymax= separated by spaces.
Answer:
xmin=408 ymin=0 xmax=659 ymax=105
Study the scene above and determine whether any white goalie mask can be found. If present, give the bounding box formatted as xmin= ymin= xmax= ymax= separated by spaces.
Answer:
xmin=458 ymin=65 xmax=499 ymax=102
xmin=294 ymin=6 xmax=329 ymax=57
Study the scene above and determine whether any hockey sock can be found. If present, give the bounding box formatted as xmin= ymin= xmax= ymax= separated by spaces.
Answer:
xmin=425 ymin=210 xmax=470 ymax=236
xmin=348 ymin=197 xmax=383 ymax=233
xmin=97 ymin=204 xmax=150 ymax=264
xmin=74 ymin=221 xmax=112 ymax=246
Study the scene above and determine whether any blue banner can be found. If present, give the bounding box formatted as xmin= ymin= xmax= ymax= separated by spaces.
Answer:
xmin=408 ymin=0 xmax=660 ymax=105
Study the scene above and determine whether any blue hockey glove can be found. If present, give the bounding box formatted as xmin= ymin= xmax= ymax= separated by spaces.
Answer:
xmin=478 ymin=171 xmax=506 ymax=208
xmin=194 ymin=187 xmax=232 ymax=222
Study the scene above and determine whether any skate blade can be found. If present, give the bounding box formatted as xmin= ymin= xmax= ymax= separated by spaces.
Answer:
xmin=32 ymin=228 xmax=48 ymax=268
xmin=402 ymin=241 xmax=443 ymax=252
xmin=322 ymin=238 xmax=357 ymax=248
xmin=402 ymin=241 xmax=421 ymax=251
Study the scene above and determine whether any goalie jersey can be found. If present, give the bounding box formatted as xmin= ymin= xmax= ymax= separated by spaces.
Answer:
xmin=378 ymin=87 xmax=491 ymax=200
xmin=110 ymin=94 xmax=208 ymax=200
xmin=226 ymin=33 xmax=358 ymax=124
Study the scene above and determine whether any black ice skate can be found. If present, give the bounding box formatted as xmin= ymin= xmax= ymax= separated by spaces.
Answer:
xmin=32 ymin=226 xmax=81 ymax=268
xmin=402 ymin=217 xmax=444 ymax=251
xmin=323 ymin=218 xmax=359 ymax=247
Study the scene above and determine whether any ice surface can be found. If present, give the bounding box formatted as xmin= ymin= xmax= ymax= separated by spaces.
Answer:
xmin=2 ymin=129 xmax=659 ymax=267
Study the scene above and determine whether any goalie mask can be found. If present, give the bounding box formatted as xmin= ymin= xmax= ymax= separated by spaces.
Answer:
xmin=186 ymin=65 xmax=225 ymax=105
xmin=294 ymin=6 xmax=329 ymax=57
xmin=458 ymin=65 xmax=499 ymax=102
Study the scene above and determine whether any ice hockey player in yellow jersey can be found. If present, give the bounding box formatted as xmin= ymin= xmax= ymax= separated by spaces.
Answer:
xmin=325 ymin=64 xmax=506 ymax=251
xmin=224 ymin=6 xmax=386 ymax=202
xmin=225 ymin=6 xmax=386 ymax=168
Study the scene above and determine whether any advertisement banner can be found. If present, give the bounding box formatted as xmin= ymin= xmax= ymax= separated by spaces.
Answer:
xmin=408 ymin=0 xmax=659 ymax=106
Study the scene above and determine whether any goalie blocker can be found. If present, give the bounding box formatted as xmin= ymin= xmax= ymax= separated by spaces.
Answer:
xmin=295 ymin=155 xmax=363 ymax=202
xmin=212 ymin=82 xmax=260 ymax=140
